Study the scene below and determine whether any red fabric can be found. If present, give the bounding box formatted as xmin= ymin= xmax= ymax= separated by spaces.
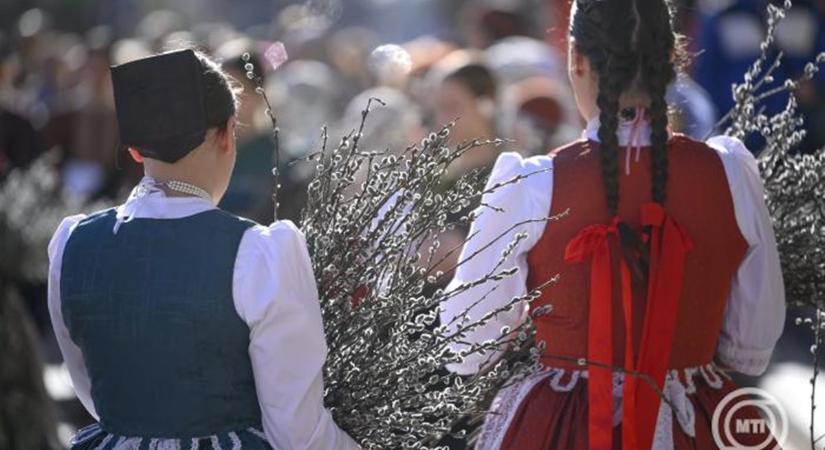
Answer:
xmin=563 ymin=205 xmax=693 ymax=450
xmin=499 ymin=374 xmax=782 ymax=450
xmin=633 ymin=204 xmax=694 ymax=450
xmin=525 ymin=138 xmax=748 ymax=369
xmin=511 ymin=137 xmax=755 ymax=449
xmin=564 ymin=220 xmax=620 ymax=450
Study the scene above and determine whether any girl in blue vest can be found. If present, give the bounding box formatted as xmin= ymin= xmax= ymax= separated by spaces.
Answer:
xmin=47 ymin=49 xmax=360 ymax=450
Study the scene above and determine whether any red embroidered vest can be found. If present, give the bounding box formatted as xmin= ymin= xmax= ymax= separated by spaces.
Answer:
xmin=527 ymin=136 xmax=747 ymax=368
xmin=525 ymin=136 xmax=748 ymax=450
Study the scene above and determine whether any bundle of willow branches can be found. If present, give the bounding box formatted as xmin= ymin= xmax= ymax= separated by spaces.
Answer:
xmin=716 ymin=4 xmax=825 ymax=443
xmin=717 ymin=0 xmax=825 ymax=310
xmin=296 ymin=100 xmax=554 ymax=449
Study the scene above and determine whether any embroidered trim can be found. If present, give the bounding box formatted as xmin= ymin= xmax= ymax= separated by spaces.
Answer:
xmin=228 ymin=432 xmax=242 ymax=450
xmin=701 ymin=363 xmax=724 ymax=389
xmin=155 ymin=439 xmax=181 ymax=450
xmin=476 ymin=369 xmax=555 ymax=450
xmin=478 ymin=363 xmax=724 ymax=449
xmin=548 ymin=368 xmax=581 ymax=392
xmin=683 ymin=367 xmax=699 ymax=394
xmin=72 ymin=424 xmax=101 ymax=445
xmin=653 ymin=397 xmax=676 ymax=450
xmin=73 ymin=429 xmax=256 ymax=450
xmin=92 ymin=434 xmax=113 ymax=450
xmin=119 ymin=437 xmax=143 ymax=450
xmin=247 ymin=427 xmax=268 ymax=441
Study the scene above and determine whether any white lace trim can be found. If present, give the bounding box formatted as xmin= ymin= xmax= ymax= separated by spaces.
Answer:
xmin=476 ymin=363 xmax=728 ymax=449
xmin=246 ymin=427 xmax=267 ymax=441
xmin=92 ymin=435 xmax=114 ymax=450
xmin=74 ymin=426 xmax=267 ymax=450
xmin=155 ymin=439 xmax=181 ymax=450
xmin=475 ymin=369 xmax=555 ymax=450
xmin=228 ymin=432 xmax=242 ymax=450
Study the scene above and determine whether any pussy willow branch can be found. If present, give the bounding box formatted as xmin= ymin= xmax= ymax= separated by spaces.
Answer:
xmin=289 ymin=96 xmax=554 ymax=448
xmin=241 ymin=52 xmax=281 ymax=220
xmin=720 ymin=1 xmax=825 ymax=446
xmin=812 ymin=309 xmax=822 ymax=450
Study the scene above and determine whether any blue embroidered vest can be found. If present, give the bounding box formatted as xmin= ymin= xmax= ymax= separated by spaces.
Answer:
xmin=60 ymin=208 xmax=261 ymax=438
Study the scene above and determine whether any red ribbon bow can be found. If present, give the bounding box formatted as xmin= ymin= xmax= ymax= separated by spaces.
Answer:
xmin=564 ymin=203 xmax=693 ymax=450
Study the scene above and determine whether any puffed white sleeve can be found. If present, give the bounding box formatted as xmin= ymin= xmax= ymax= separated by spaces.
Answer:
xmin=708 ymin=136 xmax=786 ymax=376
xmin=233 ymin=221 xmax=360 ymax=450
xmin=47 ymin=214 xmax=98 ymax=420
xmin=440 ymin=152 xmax=554 ymax=375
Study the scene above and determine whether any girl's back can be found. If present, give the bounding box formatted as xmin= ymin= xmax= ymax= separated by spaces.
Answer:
xmin=529 ymin=134 xmax=749 ymax=369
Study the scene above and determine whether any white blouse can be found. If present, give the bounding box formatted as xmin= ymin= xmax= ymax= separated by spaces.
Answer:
xmin=441 ymin=119 xmax=786 ymax=376
xmin=47 ymin=177 xmax=360 ymax=450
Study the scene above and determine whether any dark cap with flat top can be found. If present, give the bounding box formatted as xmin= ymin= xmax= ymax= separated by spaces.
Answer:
xmin=111 ymin=49 xmax=207 ymax=163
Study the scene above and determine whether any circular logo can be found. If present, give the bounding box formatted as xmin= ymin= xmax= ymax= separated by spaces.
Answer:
xmin=711 ymin=387 xmax=788 ymax=450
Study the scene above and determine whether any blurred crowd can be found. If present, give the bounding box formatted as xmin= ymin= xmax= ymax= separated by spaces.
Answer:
xmin=2 ymin=0 xmax=825 ymax=448
xmin=3 ymin=0 xmax=825 ymax=219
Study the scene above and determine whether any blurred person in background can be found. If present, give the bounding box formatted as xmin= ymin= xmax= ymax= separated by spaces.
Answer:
xmin=693 ymin=0 xmax=825 ymax=152
xmin=268 ymin=59 xmax=342 ymax=158
xmin=485 ymin=36 xmax=567 ymax=86
xmin=432 ymin=50 xmax=501 ymax=174
xmin=44 ymin=27 xmax=138 ymax=203
xmin=772 ymin=0 xmax=825 ymax=153
xmin=459 ymin=2 xmax=535 ymax=49
xmin=503 ymin=76 xmax=580 ymax=156
xmin=217 ymin=38 xmax=278 ymax=223
xmin=326 ymin=27 xmax=379 ymax=99
xmin=665 ymin=72 xmax=718 ymax=139
xmin=342 ymin=86 xmax=424 ymax=155
xmin=0 ymin=34 xmax=44 ymax=179
xmin=692 ymin=0 xmax=804 ymax=147
xmin=403 ymin=36 xmax=457 ymax=110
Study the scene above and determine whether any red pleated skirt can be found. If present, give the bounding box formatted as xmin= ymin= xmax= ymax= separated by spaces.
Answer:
xmin=476 ymin=366 xmax=783 ymax=450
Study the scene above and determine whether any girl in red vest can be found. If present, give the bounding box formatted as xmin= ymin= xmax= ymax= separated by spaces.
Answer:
xmin=440 ymin=0 xmax=786 ymax=448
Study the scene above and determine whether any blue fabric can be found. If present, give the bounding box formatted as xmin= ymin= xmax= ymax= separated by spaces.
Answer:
xmin=69 ymin=423 xmax=272 ymax=450
xmin=60 ymin=208 xmax=264 ymax=440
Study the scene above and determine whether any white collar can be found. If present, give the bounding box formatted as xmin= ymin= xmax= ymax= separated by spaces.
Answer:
xmin=583 ymin=115 xmax=653 ymax=147
xmin=112 ymin=176 xmax=216 ymax=234
xmin=583 ymin=113 xmax=667 ymax=175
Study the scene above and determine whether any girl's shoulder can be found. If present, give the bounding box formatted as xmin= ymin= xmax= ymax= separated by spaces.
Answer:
xmin=488 ymin=150 xmax=555 ymax=194
xmin=670 ymin=133 xmax=755 ymax=164
xmin=547 ymin=138 xmax=592 ymax=160
xmin=236 ymin=220 xmax=310 ymax=268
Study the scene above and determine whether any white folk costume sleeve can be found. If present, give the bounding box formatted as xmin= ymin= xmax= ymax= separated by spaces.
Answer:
xmin=708 ymin=136 xmax=786 ymax=376
xmin=47 ymin=214 xmax=99 ymax=420
xmin=440 ymin=152 xmax=554 ymax=375
xmin=233 ymin=221 xmax=361 ymax=450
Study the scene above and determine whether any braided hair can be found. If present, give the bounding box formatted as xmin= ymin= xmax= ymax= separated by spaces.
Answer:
xmin=570 ymin=0 xmax=681 ymax=279
xmin=570 ymin=0 xmax=679 ymax=215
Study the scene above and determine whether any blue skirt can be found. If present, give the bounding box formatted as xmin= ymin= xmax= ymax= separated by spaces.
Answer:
xmin=69 ymin=423 xmax=273 ymax=450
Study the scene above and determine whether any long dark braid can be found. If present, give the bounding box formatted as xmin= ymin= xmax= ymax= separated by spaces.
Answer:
xmin=571 ymin=0 xmax=680 ymax=279
xmin=572 ymin=0 xmax=640 ymax=217
xmin=595 ymin=66 xmax=623 ymax=217
xmin=637 ymin=0 xmax=678 ymax=206
xmin=571 ymin=0 xmax=679 ymax=213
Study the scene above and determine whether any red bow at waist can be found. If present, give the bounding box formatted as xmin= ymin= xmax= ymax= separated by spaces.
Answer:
xmin=564 ymin=203 xmax=693 ymax=450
